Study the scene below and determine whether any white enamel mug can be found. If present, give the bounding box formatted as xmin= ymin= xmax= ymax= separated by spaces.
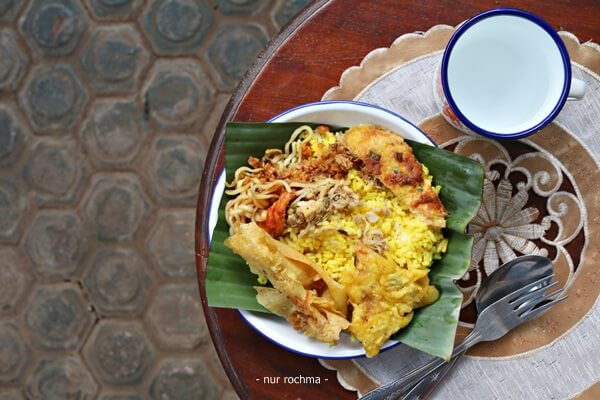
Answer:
xmin=434 ymin=8 xmax=586 ymax=139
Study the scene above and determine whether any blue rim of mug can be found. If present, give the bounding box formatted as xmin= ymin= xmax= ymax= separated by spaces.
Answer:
xmin=440 ymin=7 xmax=572 ymax=140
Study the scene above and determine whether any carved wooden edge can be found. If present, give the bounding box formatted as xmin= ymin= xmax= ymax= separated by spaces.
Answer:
xmin=322 ymin=25 xmax=600 ymax=102
xmin=194 ymin=1 xmax=330 ymax=398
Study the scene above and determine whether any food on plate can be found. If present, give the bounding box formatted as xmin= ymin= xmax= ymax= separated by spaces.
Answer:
xmin=225 ymin=222 xmax=349 ymax=342
xmin=342 ymin=125 xmax=446 ymax=228
xmin=224 ymin=124 xmax=448 ymax=357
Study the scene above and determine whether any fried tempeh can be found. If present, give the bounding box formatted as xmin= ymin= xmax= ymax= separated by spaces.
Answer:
xmin=225 ymin=222 xmax=349 ymax=342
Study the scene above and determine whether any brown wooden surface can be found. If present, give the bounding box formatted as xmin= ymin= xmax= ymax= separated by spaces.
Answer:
xmin=195 ymin=1 xmax=600 ymax=399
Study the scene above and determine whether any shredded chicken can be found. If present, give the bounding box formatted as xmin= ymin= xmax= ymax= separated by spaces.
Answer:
xmin=363 ymin=228 xmax=387 ymax=253
xmin=297 ymin=199 xmax=327 ymax=223
xmin=365 ymin=212 xmax=379 ymax=224
xmin=288 ymin=184 xmax=360 ymax=231
xmin=328 ymin=185 xmax=359 ymax=210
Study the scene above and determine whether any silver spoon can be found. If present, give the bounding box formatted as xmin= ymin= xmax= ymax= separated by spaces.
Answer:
xmin=362 ymin=255 xmax=562 ymax=400
xmin=476 ymin=255 xmax=554 ymax=311
xmin=401 ymin=255 xmax=555 ymax=399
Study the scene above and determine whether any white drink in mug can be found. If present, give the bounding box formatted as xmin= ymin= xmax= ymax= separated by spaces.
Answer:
xmin=435 ymin=8 xmax=586 ymax=139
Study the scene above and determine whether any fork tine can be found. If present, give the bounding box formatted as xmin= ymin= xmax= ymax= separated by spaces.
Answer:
xmin=520 ymin=295 xmax=568 ymax=320
xmin=516 ymin=288 xmax=565 ymax=314
xmin=507 ymin=274 xmax=555 ymax=303
xmin=539 ymin=287 xmax=564 ymax=302
xmin=511 ymin=281 xmax=560 ymax=308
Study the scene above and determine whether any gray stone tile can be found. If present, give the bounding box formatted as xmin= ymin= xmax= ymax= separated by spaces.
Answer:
xmin=22 ymin=138 xmax=88 ymax=205
xmin=24 ymin=283 xmax=94 ymax=350
xmin=0 ymin=103 xmax=29 ymax=169
xmin=0 ymin=388 xmax=25 ymax=400
xmin=81 ymin=100 xmax=148 ymax=168
xmin=27 ymin=356 xmax=98 ymax=399
xmin=145 ymin=135 xmax=205 ymax=206
xmin=147 ymin=209 xmax=196 ymax=279
xmin=272 ymin=0 xmax=310 ymax=29
xmin=19 ymin=64 xmax=88 ymax=134
xmin=20 ymin=0 xmax=88 ymax=57
xmin=221 ymin=389 xmax=241 ymax=400
xmin=24 ymin=210 xmax=88 ymax=278
xmin=201 ymin=93 xmax=231 ymax=149
xmin=100 ymin=394 xmax=144 ymax=400
xmin=83 ymin=320 xmax=154 ymax=386
xmin=0 ymin=176 xmax=26 ymax=244
xmin=207 ymin=23 xmax=269 ymax=89
xmin=81 ymin=25 xmax=151 ymax=95
xmin=0 ymin=0 xmax=311 ymax=397
xmin=140 ymin=0 xmax=213 ymax=55
xmin=0 ymin=29 xmax=28 ymax=92
xmin=143 ymin=59 xmax=216 ymax=131
xmin=215 ymin=0 xmax=266 ymax=15
xmin=0 ymin=247 xmax=32 ymax=316
xmin=83 ymin=247 xmax=152 ymax=317
xmin=0 ymin=321 xmax=31 ymax=385
xmin=146 ymin=284 xmax=208 ymax=349
xmin=0 ymin=0 xmax=26 ymax=23
xmin=205 ymin=341 xmax=236 ymax=388
xmin=149 ymin=358 xmax=220 ymax=400
xmin=85 ymin=0 xmax=143 ymax=21
xmin=82 ymin=174 xmax=150 ymax=242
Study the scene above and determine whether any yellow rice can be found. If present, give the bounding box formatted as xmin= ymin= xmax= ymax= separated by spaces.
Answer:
xmin=281 ymin=131 xmax=447 ymax=282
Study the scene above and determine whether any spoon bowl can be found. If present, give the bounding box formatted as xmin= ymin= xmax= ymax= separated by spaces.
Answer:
xmin=476 ymin=255 xmax=554 ymax=311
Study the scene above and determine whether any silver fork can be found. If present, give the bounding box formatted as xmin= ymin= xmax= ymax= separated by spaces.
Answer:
xmin=361 ymin=275 xmax=567 ymax=400
xmin=402 ymin=283 xmax=567 ymax=400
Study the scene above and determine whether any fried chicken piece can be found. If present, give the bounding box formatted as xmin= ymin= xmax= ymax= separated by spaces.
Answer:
xmin=341 ymin=125 xmax=447 ymax=227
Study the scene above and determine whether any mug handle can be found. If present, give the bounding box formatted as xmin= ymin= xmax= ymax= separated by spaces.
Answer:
xmin=568 ymin=78 xmax=586 ymax=100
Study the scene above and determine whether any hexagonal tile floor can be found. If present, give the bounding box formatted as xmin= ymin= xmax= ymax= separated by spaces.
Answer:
xmin=0 ymin=1 xmax=310 ymax=399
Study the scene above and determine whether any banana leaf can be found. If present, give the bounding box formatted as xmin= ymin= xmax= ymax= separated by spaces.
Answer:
xmin=205 ymin=122 xmax=484 ymax=360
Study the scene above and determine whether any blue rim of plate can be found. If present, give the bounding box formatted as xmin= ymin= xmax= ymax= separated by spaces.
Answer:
xmin=440 ymin=7 xmax=572 ymax=140
xmin=223 ymin=99 xmax=436 ymax=359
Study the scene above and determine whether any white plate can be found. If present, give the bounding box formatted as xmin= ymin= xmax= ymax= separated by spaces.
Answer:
xmin=208 ymin=100 xmax=435 ymax=359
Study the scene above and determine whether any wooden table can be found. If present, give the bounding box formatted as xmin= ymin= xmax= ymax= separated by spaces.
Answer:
xmin=195 ymin=1 xmax=600 ymax=398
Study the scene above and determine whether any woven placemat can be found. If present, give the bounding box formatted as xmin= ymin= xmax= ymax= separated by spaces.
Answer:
xmin=320 ymin=25 xmax=600 ymax=399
